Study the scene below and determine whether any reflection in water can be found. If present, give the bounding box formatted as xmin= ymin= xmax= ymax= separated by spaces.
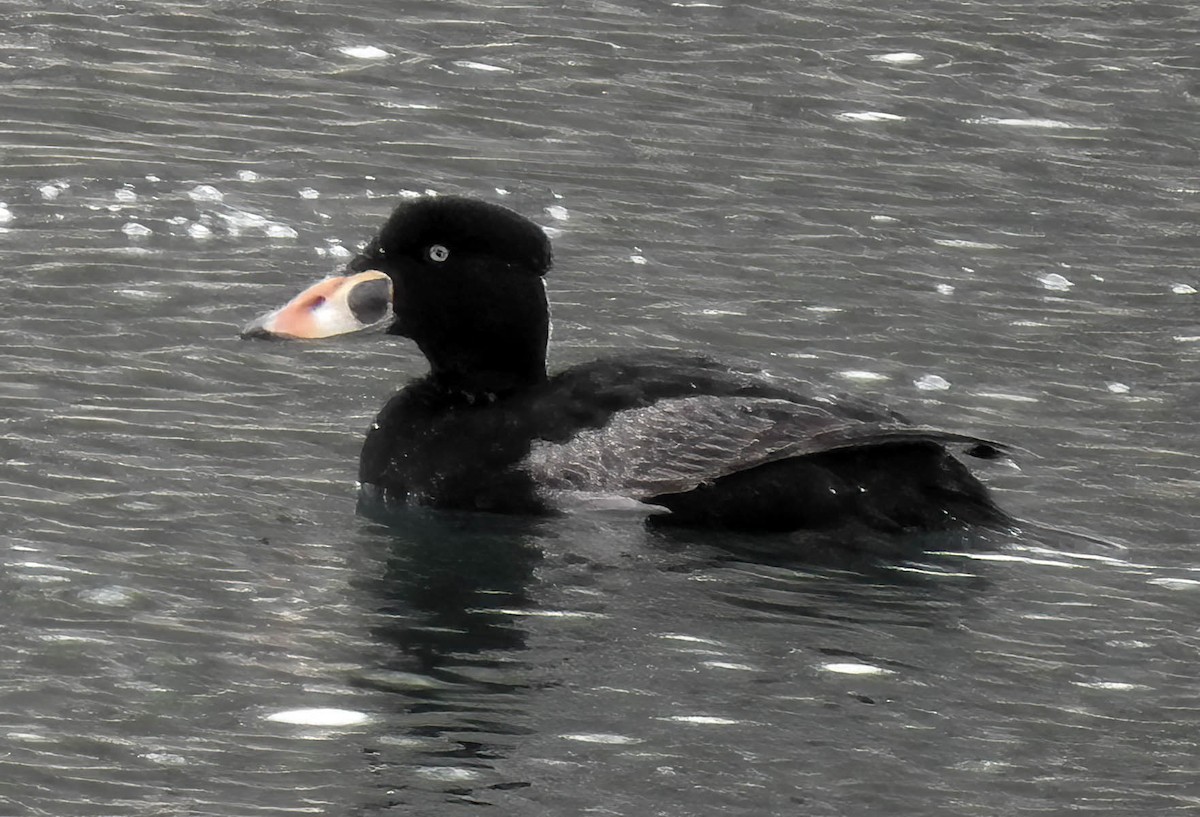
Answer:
xmin=648 ymin=519 xmax=1006 ymax=581
xmin=653 ymin=526 xmax=998 ymax=639
xmin=668 ymin=522 xmax=1000 ymax=567
xmin=358 ymin=509 xmax=545 ymax=661
xmin=348 ymin=508 xmax=548 ymax=806
xmin=341 ymin=499 xmax=1016 ymax=810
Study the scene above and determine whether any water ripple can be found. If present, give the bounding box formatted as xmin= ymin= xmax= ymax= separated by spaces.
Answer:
xmin=0 ymin=0 xmax=1196 ymax=813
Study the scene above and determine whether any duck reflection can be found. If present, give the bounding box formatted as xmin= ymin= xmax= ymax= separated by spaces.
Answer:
xmin=357 ymin=507 xmax=544 ymax=661
xmin=344 ymin=503 xmax=1010 ymax=810
xmin=349 ymin=505 xmax=548 ymax=806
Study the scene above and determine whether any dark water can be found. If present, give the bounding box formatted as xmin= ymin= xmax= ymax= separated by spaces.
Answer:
xmin=1 ymin=0 xmax=1198 ymax=813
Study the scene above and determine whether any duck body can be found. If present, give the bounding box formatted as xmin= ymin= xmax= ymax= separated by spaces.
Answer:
xmin=357 ymin=351 xmax=1010 ymax=533
xmin=244 ymin=195 xmax=1011 ymax=536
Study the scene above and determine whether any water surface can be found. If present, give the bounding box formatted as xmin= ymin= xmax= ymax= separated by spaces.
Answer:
xmin=1 ymin=0 xmax=1197 ymax=814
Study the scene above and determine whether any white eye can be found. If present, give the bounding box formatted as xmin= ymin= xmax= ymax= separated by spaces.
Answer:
xmin=427 ymin=244 xmax=450 ymax=262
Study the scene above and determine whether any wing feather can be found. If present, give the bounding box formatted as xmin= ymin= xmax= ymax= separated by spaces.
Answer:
xmin=524 ymin=395 xmax=1009 ymax=500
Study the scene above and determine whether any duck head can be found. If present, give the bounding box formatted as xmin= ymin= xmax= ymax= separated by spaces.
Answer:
xmin=242 ymin=196 xmax=554 ymax=395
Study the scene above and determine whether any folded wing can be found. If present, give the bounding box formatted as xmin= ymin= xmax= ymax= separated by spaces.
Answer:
xmin=524 ymin=395 xmax=1010 ymax=500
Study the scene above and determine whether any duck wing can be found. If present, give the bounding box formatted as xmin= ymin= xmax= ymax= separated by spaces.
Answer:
xmin=524 ymin=395 xmax=1010 ymax=501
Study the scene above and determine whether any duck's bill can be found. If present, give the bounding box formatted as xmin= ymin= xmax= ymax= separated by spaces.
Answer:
xmin=240 ymin=270 xmax=393 ymax=339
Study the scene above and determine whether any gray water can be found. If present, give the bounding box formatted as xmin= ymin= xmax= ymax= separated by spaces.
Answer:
xmin=1 ymin=0 xmax=1198 ymax=814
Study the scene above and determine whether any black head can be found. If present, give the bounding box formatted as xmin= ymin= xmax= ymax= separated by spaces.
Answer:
xmin=350 ymin=196 xmax=554 ymax=395
xmin=350 ymin=196 xmax=552 ymax=278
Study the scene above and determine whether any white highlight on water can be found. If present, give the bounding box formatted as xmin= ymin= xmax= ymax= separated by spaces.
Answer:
xmin=188 ymin=184 xmax=224 ymax=203
xmin=453 ymin=60 xmax=511 ymax=73
xmin=931 ymin=551 xmax=1081 ymax=568
xmin=265 ymin=708 xmax=371 ymax=726
xmin=976 ymin=392 xmax=1039 ymax=403
xmin=1072 ymin=681 xmax=1145 ymax=691
xmin=702 ymin=661 xmax=757 ymax=671
xmin=838 ymin=370 xmax=889 ymax=382
xmin=1038 ymin=272 xmax=1074 ymax=291
xmin=561 ymin=732 xmax=642 ymax=744
xmin=660 ymin=633 xmax=725 ymax=646
xmin=820 ymin=662 xmax=890 ymax=676
xmin=836 ymin=111 xmax=906 ymax=122
xmin=914 ymin=374 xmax=951 ymax=391
xmin=1147 ymin=577 xmax=1200 ymax=590
xmin=933 ymin=238 xmax=1005 ymax=249
xmin=662 ymin=715 xmax=743 ymax=725
xmin=338 ymin=45 xmax=388 ymax=59
xmin=870 ymin=52 xmax=925 ymax=64
xmin=414 ymin=767 xmax=480 ymax=782
xmin=967 ymin=116 xmax=1099 ymax=130
xmin=264 ymin=223 xmax=299 ymax=239
xmin=472 ymin=607 xmax=604 ymax=619
xmin=78 ymin=586 xmax=136 ymax=606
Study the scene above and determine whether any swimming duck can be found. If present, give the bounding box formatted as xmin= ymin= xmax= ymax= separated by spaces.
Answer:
xmin=242 ymin=195 xmax=1011 ymax=534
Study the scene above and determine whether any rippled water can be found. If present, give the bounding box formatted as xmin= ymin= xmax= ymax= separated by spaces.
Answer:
xmin=1 ymin=0 xmax=1198 ymax=813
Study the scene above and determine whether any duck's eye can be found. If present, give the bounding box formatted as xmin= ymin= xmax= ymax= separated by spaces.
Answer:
xmin=427 ymin=244 xmax=450 ymax=263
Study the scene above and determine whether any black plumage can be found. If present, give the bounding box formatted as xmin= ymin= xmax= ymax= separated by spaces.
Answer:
xmin=346 ymin=196 xmax=1011 ymax=535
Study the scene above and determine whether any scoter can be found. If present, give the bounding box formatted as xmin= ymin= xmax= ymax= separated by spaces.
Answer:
xmin=242 ymin=195 xmax=1012 ymax=537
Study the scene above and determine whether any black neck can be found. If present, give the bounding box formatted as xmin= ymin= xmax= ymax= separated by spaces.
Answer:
xmin=426 ymin=358 xmax=547 ymax=401
xmin=395 ymin=269 xmax=551 ymax=401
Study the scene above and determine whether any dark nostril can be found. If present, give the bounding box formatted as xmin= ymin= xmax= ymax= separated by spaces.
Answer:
xmin=347 ymin=278 xmax=392 ymax=324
